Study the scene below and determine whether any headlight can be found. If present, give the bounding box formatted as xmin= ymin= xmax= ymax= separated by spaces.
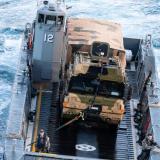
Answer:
xmin=113 ymin=100 xmax=125 ymax=113
xmin=63 ymin=96 xmax=69 ymax=107
xmin=102 ymin=106 xmax=109 ymax=112
xmin=64 ymin=96 xmax=69 ymax=102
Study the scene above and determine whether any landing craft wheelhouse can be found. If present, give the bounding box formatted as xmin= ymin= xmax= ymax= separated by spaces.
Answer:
xmin=32 ymin=1 xmax=67 ymax=82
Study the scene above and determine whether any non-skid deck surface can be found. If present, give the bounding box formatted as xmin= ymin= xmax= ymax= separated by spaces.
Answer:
xmin=31 ymin=84 xmax=135 ymax=159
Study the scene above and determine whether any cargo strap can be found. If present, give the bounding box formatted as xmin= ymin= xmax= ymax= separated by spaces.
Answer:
xmin=90 ymin=62 xmax=104 ymax=108
xmin=55 ymin=112 xmax=84 ymax=131
xmin=56 ymin=61 xmax=104 ymax=131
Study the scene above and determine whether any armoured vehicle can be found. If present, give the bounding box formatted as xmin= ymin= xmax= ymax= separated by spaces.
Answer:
xmin=63 ymin=19 xmax=126 ymax=124
xmin=1 ymin=1 xmax=160 ymax=160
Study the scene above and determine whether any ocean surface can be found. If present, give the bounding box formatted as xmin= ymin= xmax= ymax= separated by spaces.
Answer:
xmin=0 ymin=0 xmax=160 ymax=143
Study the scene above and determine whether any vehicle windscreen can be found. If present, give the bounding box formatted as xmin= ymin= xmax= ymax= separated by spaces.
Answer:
xmin=68 ymin=76 xmax=124 ymax=98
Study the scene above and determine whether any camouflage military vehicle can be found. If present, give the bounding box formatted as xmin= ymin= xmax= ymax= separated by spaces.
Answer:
xmin=62 ymin=19 xmax=126 ymax=124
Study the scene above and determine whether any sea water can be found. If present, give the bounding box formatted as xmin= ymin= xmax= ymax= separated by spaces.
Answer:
xmin=0 ymin=0 xmax=160 ymax=144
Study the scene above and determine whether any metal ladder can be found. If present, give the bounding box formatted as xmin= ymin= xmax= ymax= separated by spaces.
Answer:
xmin=113 ymin=101 xmax=135 ymax=160
xmin=125 ymin=102 xmax=136 ymax=160
xmin=35 ymin=82 xmax=61 ymax=153
xmin=38 ymin=92 xmax=52 ymax=133
xmin=48 ymin=82 xmax=60 ymax=152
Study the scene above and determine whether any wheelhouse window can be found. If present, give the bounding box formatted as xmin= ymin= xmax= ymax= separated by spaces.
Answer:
xmin=92 ymin=42 xmax=109 ymax=57
xmin=57 ymin=16 xmax=64 ymax=25
xmin=45 ymin=15 xmax=56 ymax=25
xmin=69 ymin=76 xmax=94 ymax=94
xmin=98 ymin=81 xmax=124 ymax=98
xmin=68 ymin=76 xmax=124 ymax=98
xmin=38 ymin=14 xmax=44 ymax=23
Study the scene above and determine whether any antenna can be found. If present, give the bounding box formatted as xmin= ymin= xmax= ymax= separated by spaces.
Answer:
xmin=36 ymin=0 xmax=43 ymax=6
xmin=43 ymin=0 xmax=49 ymax=5
xmin=56 ymin=0 xmax=65 ymax=4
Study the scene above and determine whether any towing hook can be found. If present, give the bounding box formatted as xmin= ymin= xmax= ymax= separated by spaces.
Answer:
xmin=80 ymin=112 xmax=85 ymax=121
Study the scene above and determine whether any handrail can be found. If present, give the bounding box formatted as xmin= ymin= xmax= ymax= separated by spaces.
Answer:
xmin=134 ymin=38 xmax=143 ymax=62
xmin=24 ymin=151 xmax=107 ymax=160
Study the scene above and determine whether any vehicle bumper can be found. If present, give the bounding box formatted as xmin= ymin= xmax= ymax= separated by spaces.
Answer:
xmin=63 ymin=107 xmax=123 ymax=125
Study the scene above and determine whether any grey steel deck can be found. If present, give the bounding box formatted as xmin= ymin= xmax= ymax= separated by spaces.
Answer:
xmin=149 ymin=107 xmax=160 ymax=160
xmin=26 ymin=70 xmax=136 ymax=160
xmin=3 ymin=37 xmax=144 ymax=160
xmin=23 ymin=102 xmax=136 ymax=160
xmin=4 ymin=37 xmax=30 ymax=160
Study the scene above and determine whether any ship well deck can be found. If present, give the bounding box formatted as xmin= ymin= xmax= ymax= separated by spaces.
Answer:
xmin=25 ymin=70 xmax=138 ymax=160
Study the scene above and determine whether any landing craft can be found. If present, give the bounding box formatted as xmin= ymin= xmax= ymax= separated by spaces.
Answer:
xmin=2 ymin=0 xmax=160 ymax=160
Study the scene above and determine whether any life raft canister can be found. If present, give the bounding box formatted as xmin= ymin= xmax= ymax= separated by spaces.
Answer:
xmin=28 ymin=33 xmax=33 ymax=50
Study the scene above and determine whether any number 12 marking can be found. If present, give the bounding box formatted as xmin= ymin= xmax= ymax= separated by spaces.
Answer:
xmin=44 ymin=33 xmax=54 ymax=43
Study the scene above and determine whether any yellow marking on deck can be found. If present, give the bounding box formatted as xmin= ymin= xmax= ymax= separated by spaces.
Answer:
xmin=38 ymin=153 xmax=57 ymax=157
xmin=32 ymin=86 xmax=42 ymax=152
